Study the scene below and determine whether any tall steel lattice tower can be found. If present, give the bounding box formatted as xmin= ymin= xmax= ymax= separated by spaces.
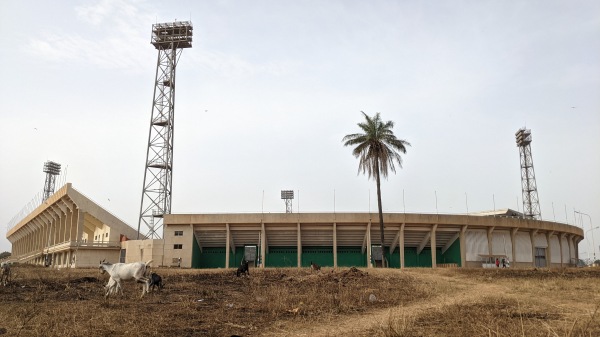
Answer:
xmin=138 ymin=21 xmax=193 ymax=239
xmin=42 ymin=161 xmax=61 ymax=201
xmin=515 ymin=128 xmax=541 ymax=219
xmin=281 ymin=190 xmax=294 ymax=213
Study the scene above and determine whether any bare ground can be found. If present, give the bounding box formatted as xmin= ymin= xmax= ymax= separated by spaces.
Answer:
xmin=0 ymin=265 xmax=599 ymax=337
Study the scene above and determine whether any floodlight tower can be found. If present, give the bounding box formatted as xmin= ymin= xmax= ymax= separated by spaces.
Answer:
xmin=281 ymin=190 xmax=294 ymax=213
xmin=515 ymin=128 xmax=541 ymax=219
xmin=42 ymin=161 xmax=61 ymax=201
xmin=138 ymin=21 xmax=193 ymax=239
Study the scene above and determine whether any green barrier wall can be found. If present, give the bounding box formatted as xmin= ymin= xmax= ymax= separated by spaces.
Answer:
xmin=192 ymin=240 xmax=461 ymax=269
xmin=393 ymin=242 xmax=461 ymax=267
xmin=438 ymin=239 xmax=461 ymax=266
xmin=337 ymin=246 xmax=367 ymax=267
xmin=228 ymin=247 xmax=247 ymax=268
xmin=301 ymin=247 xmax=334 ymax=267
xmin=266 ymin=247 xmax=297 ymax=267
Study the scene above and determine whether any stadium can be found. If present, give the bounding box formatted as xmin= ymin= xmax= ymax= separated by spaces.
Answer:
xmin=6 ymin=183 xmax=583 ymax=269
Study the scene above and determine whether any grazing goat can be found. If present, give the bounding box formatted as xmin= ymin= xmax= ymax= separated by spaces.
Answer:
xmin=236 ymin=259 xmax=249 ymax=277
xmin=0 ymin=262 xmax=10 ymax=286
xmin=99 ymin=259 xmax=153 ymax=298
xmin=310 ymin=261 xmax=321 ymax=272
xmin=148 ymin=272 xmax=163 ymax=292
xmin=105 ymin=276 xmax=122 ymax=296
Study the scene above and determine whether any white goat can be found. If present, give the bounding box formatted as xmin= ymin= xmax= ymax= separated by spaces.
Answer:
xmin=0 ymin=262 xmax=10 ymax=286
xmin=99 ymin=259 xmax=152 ymax=298
xmin=104 ymin=276 xmax=123 ymax=296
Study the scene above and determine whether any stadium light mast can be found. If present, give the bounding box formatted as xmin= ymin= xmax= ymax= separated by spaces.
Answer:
xmin=137 ymin=21 xmax=193 ymax=239
xmin=281 ymin=190 xmax=294 ymax=213
xmin=515 ymin=128 xmax=541 ymax=220
xmin=42 ymin=161 xmax=61 ymax=201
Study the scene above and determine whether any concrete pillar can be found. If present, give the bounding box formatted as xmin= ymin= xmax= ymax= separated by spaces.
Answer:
xmin=567 ymin=235 xmax=573 ymax=265
xmin=431 ymin=224 xmax=438 ymax=268
xmin=225 ymin=223 xmax=230 ymax=269
xmin=530 ymin=230 xmax=538 ymax=267
xmin=510 ymin=228 xmax=518 ymax=265
xmin=76 ymin=210 xmax=85 ymax=242
xmin=400 ymin=223 xmax=405 ymax=269
xmin=366 ymin=222 xmax=372 ymax=268
xmin=487 ymin=227 xmax=495 ymax=256
xmin=558 ymin=233 xmax=565 ymax=267
xmin=545 ymin=232 xmax=553 ymax=268
xmin=260 ymin=222 xmax=266 ymax=269
xmin=297 ymin=222 xmax=302 ymax=268
xmin=575 ymin=237 xmax=580 ymax=263
xmin=333 ymin=222 xmax=337 ymax=268
xmin=460 ymin=225 xmax=467 ymax=268
xmin=67 ymin=208 xmax=74 ymax=242
xmin=60 ymin=210 xmax=66 ymax=243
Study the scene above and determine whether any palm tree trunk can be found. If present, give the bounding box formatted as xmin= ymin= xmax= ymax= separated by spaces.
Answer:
xmin=375 ymin=159 xmax=386 ymax=267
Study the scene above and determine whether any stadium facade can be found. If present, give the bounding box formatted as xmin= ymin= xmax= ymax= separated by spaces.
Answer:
xmin=6 ymin=184 xmax=583 ymax=269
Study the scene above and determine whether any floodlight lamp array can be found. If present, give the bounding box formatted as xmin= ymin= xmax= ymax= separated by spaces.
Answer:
xmin=43 ymin=161 xmax=61 ymax=175
xmin=281 ymin=190 xmax=294 ymax=200
xmin=515 ymin=128 xmax=532 ymax=147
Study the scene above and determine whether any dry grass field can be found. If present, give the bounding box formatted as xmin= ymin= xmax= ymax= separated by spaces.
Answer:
xmin=0 ymin=265 xmax=599 ymax=337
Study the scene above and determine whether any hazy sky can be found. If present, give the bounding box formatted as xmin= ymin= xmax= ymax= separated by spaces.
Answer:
xmin=1 ymin=1 xmax=599 ymax=258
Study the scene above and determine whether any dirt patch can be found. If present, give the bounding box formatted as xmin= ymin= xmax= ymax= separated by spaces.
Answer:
xmin=0 ymin=266 xmax=599 ymax=336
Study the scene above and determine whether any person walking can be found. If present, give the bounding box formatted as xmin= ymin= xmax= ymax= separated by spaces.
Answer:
xmin=495 ymin=258 xmax=500 ymax=268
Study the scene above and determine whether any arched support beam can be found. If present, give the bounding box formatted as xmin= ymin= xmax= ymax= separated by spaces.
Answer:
xmin=442 ymin=232 xmax=460 ymax=254
xmin=417 ymin=232 xmax=431 ymax=255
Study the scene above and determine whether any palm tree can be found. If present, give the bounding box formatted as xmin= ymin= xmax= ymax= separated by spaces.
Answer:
xmin=342 ymin=111 xmax=410 ymax=267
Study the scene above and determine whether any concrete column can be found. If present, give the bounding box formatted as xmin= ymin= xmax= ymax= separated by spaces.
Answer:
xmin=366 ymin=222 xmax=372 ymax=268
xmin=333 ymin=222 xmax=337 ymax=269
xmin=60 ymin=210 xmax=67 ymax=243
xmin=558 ymin=233 xmax=565 ymax=267
xmin=76 ymin=210 xmax=85 ymax=243
xmin=25 ymin=231 xmax=30 ymax=256
xmin=567 ymin=235 xmax=573 ymax=265
xmin=400 ymin=223 xmax=405 ymax=269
xmin=260 ymin=222 xmax=266 ymax=269
xmin=460 ymin=225 xmax=467 ymax=267
xmin=510 ymin=228 xmax=518 ymax=264
xmin=530 ymin=230 xmax=538 ymax=267
xmin=225 ymin=223 xmax=230 ymax=269
xmin=297 ymin=222 xmax=302 ymax=268
xmin=431 ymin=224 xmax=438 ymax=268
xmin=53 ymin=209 xmax=63 ymax=244
xmin=67 ymin=208 xmax=74 ymax=242
xmin=545 ymin=232 xmax=553 ymax=268
xmin=487 ymin=227 xmax=495 ymax=256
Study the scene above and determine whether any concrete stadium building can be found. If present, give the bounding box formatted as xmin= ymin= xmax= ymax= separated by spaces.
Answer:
xmin=156 ymin=211 xmax=583 ymax=269
xmin=6 ymin=184 xmax=584 ymax=269
xmin=6 ymin=184 xmax=140 ymax=268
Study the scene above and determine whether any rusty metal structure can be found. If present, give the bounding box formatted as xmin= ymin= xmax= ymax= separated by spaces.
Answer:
xmin=515 ymin=128 xmax=541 ymax=219
xmin=138 ymin=21 xmax=193 ymax=239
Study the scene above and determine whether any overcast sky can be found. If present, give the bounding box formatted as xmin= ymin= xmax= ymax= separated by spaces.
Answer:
xmin=1 ymin=1 xmax=598 ymax=258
